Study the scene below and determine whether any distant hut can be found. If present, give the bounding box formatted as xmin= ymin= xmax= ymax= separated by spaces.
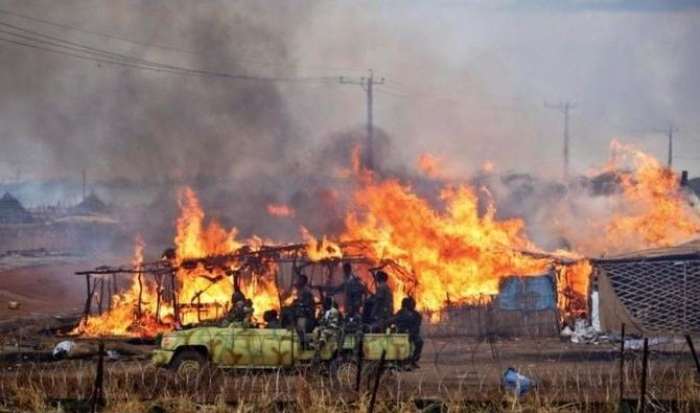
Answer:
xmin=72 ymin=192 xmax=109 ymax=215
xmin=0 ymin=192 xmax=34 ymax=224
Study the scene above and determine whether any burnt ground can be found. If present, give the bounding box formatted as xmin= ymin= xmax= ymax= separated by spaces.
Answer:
xmin=0 ymin=264 xmax=699 ymax=411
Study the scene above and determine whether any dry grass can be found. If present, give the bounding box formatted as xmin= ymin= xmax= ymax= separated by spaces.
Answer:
xmin=1 ymin=338 xmax=699 ymax=412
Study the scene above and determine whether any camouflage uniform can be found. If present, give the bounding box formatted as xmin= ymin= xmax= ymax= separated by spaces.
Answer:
xmin=327 ymin=274 xmax=367 ymax=318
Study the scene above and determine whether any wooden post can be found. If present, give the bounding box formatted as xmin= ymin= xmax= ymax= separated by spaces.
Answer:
xmin=619 ymin=323 xmax=626 ymax=405
xmin=137 ymin=271 xmax=143 ymax=318
xmin=355 ymin=332 xmax=364 ymax=393
xmin=155 ymin=273 xmax=162 ymax=323
xmin=170 ymin=271 xmax=179 ymax=323
xmin=98 ymin=278 xmax=105 ymax=315
xmin=686 ymin=335 xmax=700 ymax=376
xmin=368 ymin=350 xmax=387 ymax=413
xmin=639 ymin=338 xmax=649 ymax=413
xmin=84 ymin=274 xmax=92 ymax=319
xmin=90 ymin=340 xmax=105 ymax=412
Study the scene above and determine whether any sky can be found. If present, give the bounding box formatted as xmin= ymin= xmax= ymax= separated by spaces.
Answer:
xmin=0 ymin=0 xmax=698 ymax=183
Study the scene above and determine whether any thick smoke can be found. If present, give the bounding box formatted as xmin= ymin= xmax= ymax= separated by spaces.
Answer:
xmin=1 ymin=1 xmax=699 ymax=256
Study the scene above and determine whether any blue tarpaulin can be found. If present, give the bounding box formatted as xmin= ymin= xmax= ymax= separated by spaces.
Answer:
xmin=497 ymin=274 xmax=556 ymax=311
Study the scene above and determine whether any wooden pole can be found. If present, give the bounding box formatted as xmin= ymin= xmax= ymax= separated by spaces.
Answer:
xmin=137 ymin=271 xmax=143 ymax=318
xmin=368 ymin=350 xmax=387 ymax=413
xmin=84 ymin=275 xmax=92 ymax=319
xmin=639 ymin=337 xmax=649 ymax=413
xmin=355 ymin=332 xmax=364 ymax=393
xmin=619 ymin=323 xmax=626 ymax=405
xmin=98 ymin=278 xmax=105 ymax=315
xmin=90 ymin=340 xmax=105 ymax=412
xmin=685 ymin=335 xmax=700 ymax=376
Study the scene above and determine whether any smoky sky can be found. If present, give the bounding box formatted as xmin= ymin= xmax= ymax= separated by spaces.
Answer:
xmin=0 ymin=0 xmax=699 ymax=182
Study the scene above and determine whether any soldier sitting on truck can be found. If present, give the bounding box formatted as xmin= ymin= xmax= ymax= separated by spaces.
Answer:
xmin=389 ymin=296 xmax=423 ymax=368
xmin=280 ymin=273 xmax=317 ymax=348
xmin=226 ymin=298 xmax=254 ymax=327
xmin=263 ymin=309 xmax=281 ymax=329
xmin=312 ymin=297 xmax=341 ymax=363
xmin=369 ymin=271 xmax=393 ymax=332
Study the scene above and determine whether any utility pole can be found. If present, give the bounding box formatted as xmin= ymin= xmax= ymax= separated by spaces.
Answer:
xmin=654 ymin=124 xmax=679 ymax=168
xmin=340 ymin=69 xmax=384 ymax=171
xmin=545 ymin=101 xmax=576 ymax=179
xmin=82 ymin=169 xmax=86 ymax=201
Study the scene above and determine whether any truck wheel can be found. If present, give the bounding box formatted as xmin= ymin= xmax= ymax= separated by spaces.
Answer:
xmin=170 ymin=349 xmax=207 ymax=380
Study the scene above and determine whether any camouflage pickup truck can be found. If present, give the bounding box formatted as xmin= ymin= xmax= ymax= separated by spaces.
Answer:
xmin=153 ymin=325 xmax=413 ymax=380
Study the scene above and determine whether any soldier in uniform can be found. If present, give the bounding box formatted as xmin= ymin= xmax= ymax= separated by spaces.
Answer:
xmin=323 ymin=262 xmax=367 ymax=320
xmin=289 ymin=274 xmax=316 ymax=347
xmin=389 ymin=296 xmax=423 ymax=368
xmin=263 ymin=309 xmax=281 ymax=329
xmin=369 ymin=271 xmax=393 ymax=331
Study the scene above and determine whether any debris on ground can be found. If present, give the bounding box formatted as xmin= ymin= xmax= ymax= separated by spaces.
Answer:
xmin=502 ymin=367 xmax=535 ymax=397
xmin=52 ymin=340 xmax=76 ymax=359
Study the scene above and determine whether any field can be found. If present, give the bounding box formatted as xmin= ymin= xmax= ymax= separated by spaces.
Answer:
xmin=1 ymin=262 xmax=699 ymax=412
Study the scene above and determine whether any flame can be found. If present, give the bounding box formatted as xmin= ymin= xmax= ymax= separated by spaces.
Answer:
xmin=75 ymin=189 xmax=281 ymax=337
xmin=342 ymin=177 xmax=554 ymax=316
xmin=301 ymin=227 xmax=343 ymax=261
xmin=75 ymin=140 xmax=700 ymax=336
xmin=418 ymin=153 xmax=443 ymax=178
xmin=267 ymin=203 xmax=295 ymax=218
xmin=601 ymin=140 xmax=700 ymax=252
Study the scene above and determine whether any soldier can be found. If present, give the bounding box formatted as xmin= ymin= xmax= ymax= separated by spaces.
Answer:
xmin=290 ymin=274 xmax=316 ymax=347
xmin=231 ymin=272 xmax=247 ymax=307
xmin=324 ymin=262 xmax=367 ymax=319
xmin=369 ymin=271 xmax=393 ymax=331
xmin=263 ymin=309 xmax=281 ymax=329
xmin=389 ymin=296 xmax=423 ymax=368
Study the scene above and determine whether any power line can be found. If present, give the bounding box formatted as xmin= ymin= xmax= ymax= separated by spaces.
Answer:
xmin=0 ymin=7 xmax=197 ymax=56
xmin=0 ymin=21 xmax=337 ymax=83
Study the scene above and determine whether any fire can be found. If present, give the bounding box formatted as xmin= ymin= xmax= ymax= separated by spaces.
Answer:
xmin=301 ymin=227 xmax=343 ymax=261
xmin=75 ymin=189 xmax=282 ymax=337
xmin=342 ymin=177 xmax=553 ymax=315
xmin=266 ymin=203 xmax=295 ymax=218
xmin=601 ymin=140 xmax=700 ymax=252
xmin=75 ymin=140 xmax=700 ymax=336
xmin=418 ymin=153 xmax=443 ymax=178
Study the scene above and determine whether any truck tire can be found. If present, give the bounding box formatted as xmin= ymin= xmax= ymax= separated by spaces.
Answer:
xmin=170 ymin=349 xmax=207 ymax=380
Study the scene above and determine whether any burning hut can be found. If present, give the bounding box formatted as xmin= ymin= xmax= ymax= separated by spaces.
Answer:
xmin=0 ymin=192 xmax=33 ymax=224
xmin=592 ymin=239 xmax=700 ymax=336
xmin=435 ymin=271 xmax=561 ymax=338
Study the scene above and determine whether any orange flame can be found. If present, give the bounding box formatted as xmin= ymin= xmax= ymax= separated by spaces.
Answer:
xmin=342 ymin=178 xmax=553 ymax=315
xmin=267 ymin=203 xmax=296 ymax=218
xmin=417 ymin=153 xmax=443 ymax=178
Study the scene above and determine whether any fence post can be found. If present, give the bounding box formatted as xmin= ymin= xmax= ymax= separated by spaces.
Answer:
xmin=90 ymin=340 xmax=105 ymax=412
xmin=368 ymin=350 xmax=387 ymax=413
xmin=638 ymin=337 xmax=649 ymax=413
xmin=685 ymin=335 xmax=700 ymax=376
xmin=619 ymin=323 xmax=626 ymax=406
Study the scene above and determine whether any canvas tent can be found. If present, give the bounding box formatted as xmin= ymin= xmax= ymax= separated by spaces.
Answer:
xmin=592 ymin=239 xmax=700 ymax=336
xmin=0 ymin=192 xmax=33 ymax=224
